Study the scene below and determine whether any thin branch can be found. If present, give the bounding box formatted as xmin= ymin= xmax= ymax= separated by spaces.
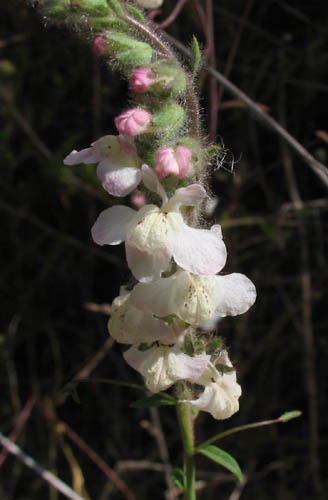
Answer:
xmin=0 ymin=396 xmax=36 ymax=467
xmin=0 ymin=432 xmax=86 ymax=500
xmin=160 ymin=32 xmax=328 ymax=189
xmin=0 ymin=198 xmax=126 ymax=268
xmin=41 ymin=406 xmax=136 ymax=500
xmin=216 ymin=0 xmax=254 ymax=114
xmin=158 ymin=0 xmax=189 ymax=29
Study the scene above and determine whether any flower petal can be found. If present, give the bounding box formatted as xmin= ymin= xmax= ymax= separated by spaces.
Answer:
xmin=170 ymin=217 xmax=227 ymax=275
xmin=124 ymin=344 xmax=209 ymax=393
xmin=184 ymin=356 xmax=241 ymax=420
xmin=125 ymin=243 xmax=171 ymax=282
xmin=64 ymin=147 xmax=98 ymax=165
xmin=108 ymin=293 xmax=176 ymax=344
xmin=185 ymin=379 xmax=241 ymax=420
xmin=97 ymin=161 xmax=142 ymax=197
xmin=213 ymin=273 xmax=256 ymax=317
xmin=91 ymin=205 xmax=135 ymax=246
xmin=141 ymin=164 xmax=168 ymax=205
xmin=165 ymin=184 xmax=206 ymax=211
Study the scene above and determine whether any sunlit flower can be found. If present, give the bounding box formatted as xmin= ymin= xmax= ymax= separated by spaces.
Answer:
xmin=91 ymin=165 xmax=227 ymax=282
xmin=64 ymin=135 xmax=141 ymax=197
xmin=183 ymin=351 xmax=241 ymax=420
xmin=124 ymin=340 xmax=210 ymax=393
xmin=130 ymin=268 xmax=256 ymax=326
xmin=108 ymin=289 xmax=176 ymax=345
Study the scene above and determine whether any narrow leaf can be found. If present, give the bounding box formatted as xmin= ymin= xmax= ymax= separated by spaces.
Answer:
xmin=278 ymin=410 xmax=302 ymax=422
xmin=170 ymin=468 xmax=185 ymax=490
xmin=130 ymin=392 xmax=177 ymax=409
xmin=191 ymin=36 xmax=202 ymax=77
xmin=197 ymin=444 xmax=242 ymax=481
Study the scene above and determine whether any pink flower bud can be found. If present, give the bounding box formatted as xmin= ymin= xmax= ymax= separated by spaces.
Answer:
xmin=93 ymin=35 xmax=107 ymax=56
xmin=115 ymin=108 xmax=152 ymax=137
xmin=130 ymin=68 xmax=156 ymax=93
xmin=130 ymin=189 xmax=147 ymax=208
xmin=155 ymin=145 xmax=193 ymax=179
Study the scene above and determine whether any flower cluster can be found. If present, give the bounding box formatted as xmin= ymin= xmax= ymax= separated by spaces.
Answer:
xmin=63 ymin=0 xmax=256 ymax=420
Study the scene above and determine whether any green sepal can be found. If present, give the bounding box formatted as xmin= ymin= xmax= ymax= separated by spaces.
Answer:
xmin=197 ymin=444 xmax=243 ymax=481
xmin=191 ymin=35 xmax=202 ymax=77
xmin=43 ymin=0 xmax=110 ymax=18
xmin=107 ymin=0 xmax=125 ymax=16
xmin=151 ymin=62 xmax=187 ymax=96
xmin=207 ymin=338 xmax=223 ymax=354
xmin=125 ymin=4 xmax=145 ymax=22
xmin=152 ymin=103 xmax=184 ymax=136
xmin=278 ymin=410 xmax=302 ymax=422
xmin=106 ymin=32 xmax=152 ymax=67
xmin=89 ymin=16 xmax=127 ymax=30
xmin=73 ymin=0 xmax=110 ymax=15
xmin=130 ymin=392 xmax=177 ymax=408
xmin=170 ymin=468 xmax=185 ymax=490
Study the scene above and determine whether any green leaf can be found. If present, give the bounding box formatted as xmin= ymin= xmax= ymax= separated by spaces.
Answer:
xmin=278 ymin=410 xmax=302 ymax=422
xmin=130 ymin=392 xmax=177 ymax=408
xmin=191 ymin=36 xmax=202 ymax=77
xmin=170 ymin=468 xmax=185 ymax=490
xmin=197 ymin=444 xmax=242 ymax=481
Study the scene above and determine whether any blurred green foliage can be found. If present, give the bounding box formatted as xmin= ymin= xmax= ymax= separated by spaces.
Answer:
xmin=1 ymin=1 xmax=328 ymax=499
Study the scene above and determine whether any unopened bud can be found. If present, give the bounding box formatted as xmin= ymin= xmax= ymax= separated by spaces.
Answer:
xmin=115 ymin=108 xmax=152 ymax=137
xmin=93 ymin=34 xmax=107 ymax=55
xmin=130 ymin=190 xmax=147 ymax=208
xmin=130 ymin=68 xmax=156 ymax=93
xmin=155 ymin=145 xmax=192 ymax=179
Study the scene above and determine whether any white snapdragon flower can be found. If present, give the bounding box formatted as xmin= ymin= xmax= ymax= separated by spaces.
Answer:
xmin=108 ymin=288 xmax=176 ymax=344
xmin=91 ymin=165 xmax=227 ymax=282
xmin=108 ymin=288 xmax=210 ymax=393
xmin=183 ymin=351 xmax=241 ymax=420
xmin=124 ymin=340 xmax=210 ymax=394
xmin=64 ymin=135 xmax=141 ymax=197
xmin=130 ymin=269 xmax=256 ymax=326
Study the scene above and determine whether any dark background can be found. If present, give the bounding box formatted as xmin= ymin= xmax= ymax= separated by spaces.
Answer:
xmin=1 ymin=1 xmax=327 ymax=499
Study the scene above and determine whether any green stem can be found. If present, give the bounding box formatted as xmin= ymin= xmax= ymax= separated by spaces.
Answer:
xmin=176 ymin=402 xmax=196 ymax=500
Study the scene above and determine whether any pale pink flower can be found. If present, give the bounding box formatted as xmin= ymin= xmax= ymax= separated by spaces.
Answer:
xmin=124 ymin=343 xmax=210 ymax=393
xmin=93 ymin=35 xmax=107 ymax=55
xmin=64 ymin=135 xmax=142 ymax=197
xmin=155 ymin=145 xmax=192 ymax=179
xmin=91 ymin=165 xmax=227 ymax=282
xmin=130 ymin=190 xmax=146 ymax=208
xmin=130 ymin=68 xmax=156 ymax=93
xmin=130 ymin=269 xmax=256 ymax=326
xmin=115 ymin=108 xmax=152 ymax=137
xmin=183 ymin=351 xmax=242 ymax=420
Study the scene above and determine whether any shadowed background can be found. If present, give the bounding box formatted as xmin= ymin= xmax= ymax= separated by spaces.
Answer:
xmin=1 ymin=1 xmax=327 ymax=499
